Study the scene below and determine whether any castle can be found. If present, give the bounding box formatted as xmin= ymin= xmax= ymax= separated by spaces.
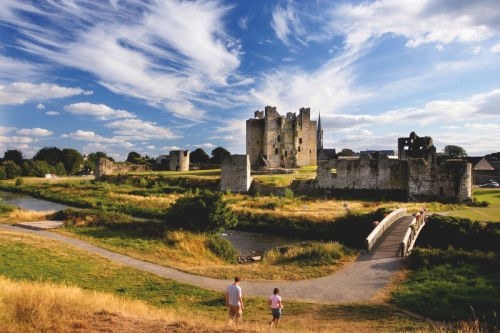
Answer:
xmin=246 ymin=106 xmax=317 ymax=168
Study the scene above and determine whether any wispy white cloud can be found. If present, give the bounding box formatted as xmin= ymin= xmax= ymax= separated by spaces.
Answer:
xmin=0 ymin=82 xmax=92 ymax=105
xmin=17 ymin=128 xmax=53 ymax=136
xmin=46 ymin=111 xmax=60 ymax=116
xmin=271 ymin=2 xmax=305 ymax=48
xmin=1 ymin=0 xmax=244 ymax=121
xmin=64 ymin=102 xmax=136 ymax=120
xmin=105 ymin=119 xmax=181 ymax=140
xmin=36 ymin=103 xmax=45 ymax=109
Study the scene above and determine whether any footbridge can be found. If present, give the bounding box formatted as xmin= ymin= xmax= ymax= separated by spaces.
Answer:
xmin=365 ymin=208 xmax=427 ymax=257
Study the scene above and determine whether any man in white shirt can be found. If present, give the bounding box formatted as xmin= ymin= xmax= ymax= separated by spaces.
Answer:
xmin=225 ymin=276 xmax=244 ymax=328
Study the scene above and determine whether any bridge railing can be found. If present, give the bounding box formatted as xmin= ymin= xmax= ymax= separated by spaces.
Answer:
xmin=400 ymin=210 xmax=427 ymax=257
xmin=365 ymin=208 xmax=407 ymax=253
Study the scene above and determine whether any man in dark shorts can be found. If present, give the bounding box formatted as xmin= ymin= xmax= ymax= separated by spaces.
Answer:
xmin=226 ymin=276 xmax=244 ymax=329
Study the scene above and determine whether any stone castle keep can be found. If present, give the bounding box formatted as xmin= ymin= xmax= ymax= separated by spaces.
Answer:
xmin=246 ymin=106 xmax=317 ymax=168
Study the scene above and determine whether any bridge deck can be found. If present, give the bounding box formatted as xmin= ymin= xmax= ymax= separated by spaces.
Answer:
xmin=370 ymin=215 xmax=414 ymax=257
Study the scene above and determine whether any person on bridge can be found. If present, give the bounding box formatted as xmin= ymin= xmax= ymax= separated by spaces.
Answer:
xmin=226 ymin=276 xmax=244 ymax=329
xmin=268 ymin=287 xmax=283 ymax=328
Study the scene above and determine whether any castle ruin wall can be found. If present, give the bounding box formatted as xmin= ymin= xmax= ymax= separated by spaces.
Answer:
xmin=95 ymin=157 xmax=150 ymax=179
xmin=220 ymin=155 xmax=252 ymax=193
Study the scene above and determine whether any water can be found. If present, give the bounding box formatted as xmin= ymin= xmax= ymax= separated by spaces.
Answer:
xmin=221 ymin=230 xmax=299 ymax=258
xmin=0 ymin=191 xmax=295 ymax=256
xmin=0 ymin=191 xmax=73 ymax=212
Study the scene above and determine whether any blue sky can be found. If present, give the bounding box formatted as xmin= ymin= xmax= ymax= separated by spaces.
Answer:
xmin=1 ymin=0 xmax=499 ymax=161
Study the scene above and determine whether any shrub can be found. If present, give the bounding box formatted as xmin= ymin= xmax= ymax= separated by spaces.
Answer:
xmin=284 ymin=188 xmax=294 ymax=199
xmin=51 ymin=208 xmax=134 ymax=228
xmin=164 ymin=190 xmax=237 ymax=233
xmin=15 ymin=178 xmax=24 ymax=186
xmin=264 ymin=241 xmax=355 ymax=266
xmin=0 ymin=201 xmax=16 ymax=215
xmin=416 ymin=215 xmax=500 ymax=252
xmin=206 ymin=234 xmax=237 ymax=264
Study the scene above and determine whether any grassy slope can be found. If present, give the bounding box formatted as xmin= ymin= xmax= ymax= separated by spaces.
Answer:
xmin=0 ymin=230 xmax=429 ymax=333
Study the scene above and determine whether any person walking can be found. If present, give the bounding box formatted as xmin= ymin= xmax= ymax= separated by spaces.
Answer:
xmin=226 ymin=276 xmax=244 ymax=329
xmin=268 ymin=287 xmax=283 ymax=328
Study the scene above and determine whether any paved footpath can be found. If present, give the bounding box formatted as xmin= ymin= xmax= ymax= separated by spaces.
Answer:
xmin=0 ymin=223 xmax=405 ymax=304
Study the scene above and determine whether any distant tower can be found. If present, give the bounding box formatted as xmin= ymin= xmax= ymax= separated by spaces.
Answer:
xmin=317 ymin=113 xmax=323 ymax=151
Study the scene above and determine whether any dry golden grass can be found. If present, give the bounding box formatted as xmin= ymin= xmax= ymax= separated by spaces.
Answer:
xmin=0 ymin=209 xmax=55 ymax=224
xmin=1 ymin=276 xmax=490 ymax=333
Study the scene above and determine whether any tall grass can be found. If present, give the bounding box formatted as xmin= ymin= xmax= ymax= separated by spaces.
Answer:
xmin=264 ymin=241 xmax=356 ymax=266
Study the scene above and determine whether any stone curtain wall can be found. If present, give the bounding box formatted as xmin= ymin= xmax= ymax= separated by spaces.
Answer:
xmin=408 ymin=159 xmax=472 ymax=203
xmin=220 ymin=155 xmax=252 ymax=193
xmin=314 ymin=154 xmax=472 ymax=203
xmin=316 ymin=154 xmax=407 ymax=190
xmin=95 ymin=157 xmax=149 ymax=179
xmin=169 ymin=150 xmax=190 ymax=172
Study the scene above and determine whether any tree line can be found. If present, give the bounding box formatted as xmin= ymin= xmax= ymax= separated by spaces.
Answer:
xmin=0 ymin=146 xmax=231 ymax=180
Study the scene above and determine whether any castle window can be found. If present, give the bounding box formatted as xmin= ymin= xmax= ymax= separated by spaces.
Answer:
xmin=277 ymin=135 xmax=281 ymax=142
xmin=256 ymin=140 xmax=259 ymax=144
xmin=298 ymin=146 xmax=301 ymax=152
xmin=285 ymin=151 xmax=287 ymax=157
xmin=299 ymin=138 xmax=302 ymax=144
xmin=275 ymin=148 xmax=279 ymax=154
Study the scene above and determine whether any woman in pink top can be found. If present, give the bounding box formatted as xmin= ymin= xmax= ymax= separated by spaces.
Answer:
xmin=268 ymin=287 xmax=283 ymax=328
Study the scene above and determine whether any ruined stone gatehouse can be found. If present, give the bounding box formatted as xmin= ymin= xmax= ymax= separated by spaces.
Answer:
xmin=169 ymin=150 xmax=189 ymax=172
xmin=220 ymin=155 xmax=252 ymax=193
xmin=246 ymin=106 xmax=317 ymax=168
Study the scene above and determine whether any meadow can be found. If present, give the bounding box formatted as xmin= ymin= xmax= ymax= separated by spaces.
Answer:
xmin=1 ymin=174 xmax=499 ymax=331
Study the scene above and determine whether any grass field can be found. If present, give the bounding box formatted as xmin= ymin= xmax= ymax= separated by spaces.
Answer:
xmin=448 ymin=188 xmax=500 ymax=222
xmin=0 ymin=230 xmax=432 ymax=333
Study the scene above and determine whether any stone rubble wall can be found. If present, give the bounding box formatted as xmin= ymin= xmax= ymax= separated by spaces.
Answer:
xmin=95 ymin=157 xmax=149 ymax=179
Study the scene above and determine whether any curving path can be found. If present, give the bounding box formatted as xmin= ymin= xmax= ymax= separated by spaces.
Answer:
xmin=0 ymin=223 xmax=406 ymax=304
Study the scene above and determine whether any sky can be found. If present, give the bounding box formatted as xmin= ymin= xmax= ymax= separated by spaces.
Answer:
xmin=1 ymin=0 xmax=499 ymax=162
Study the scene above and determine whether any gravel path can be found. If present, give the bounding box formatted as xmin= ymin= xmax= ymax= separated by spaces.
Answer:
xmin=0 ymin=223 xmax=404 ymax=304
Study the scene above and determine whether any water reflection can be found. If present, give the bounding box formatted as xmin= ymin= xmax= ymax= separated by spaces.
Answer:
xmin=0 ymin=191 xmax=73 ymax=212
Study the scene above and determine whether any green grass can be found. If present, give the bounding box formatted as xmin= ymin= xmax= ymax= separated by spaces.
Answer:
xmin=0 ymin=230 xmax=430 ymax=332
xmin=473 ymin=188 xmax=500 ymax=206
xmin=0 ymin=231 xmax=224 ymax=312
xmin=447 ymin=189 xmax=500 ymax=222
xmin=391 ymin=255 xmax=500 ymax=320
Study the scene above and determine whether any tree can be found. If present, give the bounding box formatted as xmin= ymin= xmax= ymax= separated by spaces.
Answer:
xmin=126 ymin=151 xmax=143 ymax=164
xmin=443 ymin=145 xmax=467 ymax=158
xmin=62 ymin=148 xmax=84 ymax=174
xmin=33 ymin=146 xmax=63 ymax=166
xmin=23 ymin=161 xmax=55 ymax=177
xmin=54 ymin=162 xmax=67 ymax=176
xmin=3 ymin=149 xmax=24 ymax=166
xmin=338 ymin=148 xmax=354 ymax=157
xmin=0 ymin=167 xmax=6 ymax=180
xmin=3 ymin=160 xmax=22 ymax=179
xmin=164 ymin=190 xmax=238 ymax=233
xmin=190 ymin=148 xmax=210 ymax=163
xmin=209 ymin=147 xmax=231 ymax=164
